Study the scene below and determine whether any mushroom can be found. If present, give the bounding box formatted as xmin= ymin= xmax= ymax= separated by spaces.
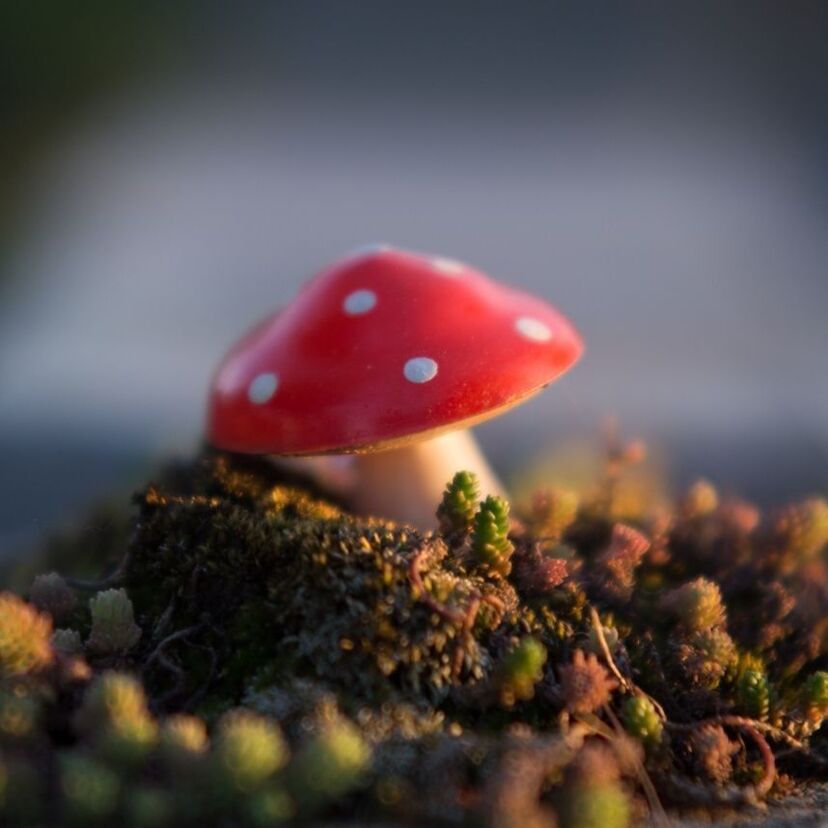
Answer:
xmin=207 ymin=246 xmax=582 ymax=528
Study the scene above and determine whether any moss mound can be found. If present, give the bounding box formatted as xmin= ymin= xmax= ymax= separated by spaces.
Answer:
xmin=1 ymin=444 xmax=827 ymax=826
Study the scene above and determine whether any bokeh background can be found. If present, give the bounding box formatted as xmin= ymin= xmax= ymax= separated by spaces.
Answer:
xmin=2 ymin=2 xmax=827 ymax=559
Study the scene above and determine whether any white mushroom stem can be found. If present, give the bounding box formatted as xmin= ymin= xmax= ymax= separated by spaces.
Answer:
xmin=350 ymin=429 xmax=506 ymax=529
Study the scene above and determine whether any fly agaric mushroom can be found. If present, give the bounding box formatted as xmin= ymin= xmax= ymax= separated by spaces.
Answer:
xmin=207 ymin=246 xmax=582 ymax=528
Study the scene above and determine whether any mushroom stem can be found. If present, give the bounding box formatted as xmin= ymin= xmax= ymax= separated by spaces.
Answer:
xmin=350 ymin=430 xmax=506 ymax=529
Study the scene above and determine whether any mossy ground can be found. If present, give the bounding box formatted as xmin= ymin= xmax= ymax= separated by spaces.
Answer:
xmin=1 ymin=439 xmax=826 ymax=826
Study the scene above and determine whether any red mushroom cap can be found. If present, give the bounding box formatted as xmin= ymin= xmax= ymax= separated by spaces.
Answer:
xmin=207 ymin=247 xmax=583 ymax=455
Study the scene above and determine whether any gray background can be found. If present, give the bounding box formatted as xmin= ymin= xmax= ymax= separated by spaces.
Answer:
xmin=1 ymin=2 xmax=826 ymax=557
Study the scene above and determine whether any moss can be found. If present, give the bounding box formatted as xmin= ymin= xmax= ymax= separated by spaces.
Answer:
xmin=0 ymin=445 xmax=826 ymax=824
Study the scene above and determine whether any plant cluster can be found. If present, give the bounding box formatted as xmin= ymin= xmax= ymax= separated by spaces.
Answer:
xmin=0 ymin=443 xmax=826 ymax=826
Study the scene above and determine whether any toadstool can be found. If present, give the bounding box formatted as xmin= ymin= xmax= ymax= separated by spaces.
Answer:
xmin=207 ymin=246 xmax=582 ymax=528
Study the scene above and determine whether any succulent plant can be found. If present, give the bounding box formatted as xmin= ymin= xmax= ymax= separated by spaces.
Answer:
xmin=437 ymin=470 xmax=480 ymax=534
xmin=512 ymin=542 xmax=570 ymax=596
xmin=0 ymin=682 xmax=40 ymax=742
xmin=471 ymin=495 xmax=514 ymax=577
xmin=801 ymin=671 xmax=828 ymax=726
xmin=557 ymin=744 xmax=631 ymax=828
xmin=29 ymin=572 xmax=76 ymax=623
xmin=289 ymin=718 xmax=371 ymax=810
xmin=773 ymin=497 xmax=828 ymax=561
xmin=735 ymin=669 xmax=770 ymax=721
xmin=213 ymin=709 xmax=288 ymax=794
xmin=591 ymin=523 xmax=650 ymax=604
xmin=75 ymin=671 xmax=158 ymax=765
xmin=2 ymin=445 xmax=828 ymax=824
xmin=246 ymin=787 xmax=295 ymax=826
xmin=125 ymin=787 xmax=174 ymax=828
xmin=86 ymin=589 xmax=142 ymax=655
xmin=60 ymin=754 xmax=121 ymax=824
xmin=660 ymin=577 xmax=726 ymax=632
xmin=497 ymin=636 xmax=547 ymax=706
xmin=530 ymin=487 xmax=579 ymax=541
xmin=673 ymin=628 xmax=737 ymax=689
xmin=680 ymin=479 xmax=719 ymax=519
xmin=160 ymin=713 xmax=209 ymax=760
xmin=0 ymin=591 xmax=53 ymax=677
xmin=559 ymin=650 xmax=618 ymax=715
xmin=586 ymin=624 xmax=619 ymax=656
xmin=52 ymin=628 xmax=83 ymax=655
xmin=716 ymin=496 xmax=760 ymax=535
xmin=690 ymin=724 xmax=739 ymax=784
xmin=621 ymin=695 xmax=663 ymax=746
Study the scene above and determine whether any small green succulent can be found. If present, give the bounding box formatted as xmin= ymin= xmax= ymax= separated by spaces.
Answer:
xmin=437 ymin=471 xmax=480 ymax=534
xmin=29 ymin=572 xmax=76 ymax=623
xmin=86 ymin=589 xmax=142 ymax=655
xmin=52 ymin=628 xmax=83 ymax=655
xmin=289 ymin=719 xmax=371 ymax=810
xmin=621 ymin=695 xmax=663 ymax=746
xmin=471 ymin=495 xmax=514 ymax=577
xmin=497 ymin=636 xmax=547 ymax=706
xmin=213 ymin=709 xmax=288 ymax=794
xmin=801 ymin=671 xmax=828 ymax=724
xmin=558 ymin=768 xmax=631 ymax=828
xmin=75 ymin=672 xmax=158 ymax=765
xmin=735 ymin=669 xmax=770 ymax=721
xmin=661 ymin=577 xmax=726 ymax=632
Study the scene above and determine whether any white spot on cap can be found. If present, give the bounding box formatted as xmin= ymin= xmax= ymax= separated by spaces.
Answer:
xmin=248 ymin=372 xmax=279 ymax=404
xmin=343 ymin=289 xmax=377 ymax=315
xmin=404 ymin=357 xmax=438 ymax=384
xmin=515 ymin=317 xmax=552 ymax=342
xmin=431 ymin=257 xmax=464 ymax=276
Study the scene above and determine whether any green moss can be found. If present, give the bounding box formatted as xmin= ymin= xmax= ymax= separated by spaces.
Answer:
xmin=0 ymin=446 xmax=826 ymax=824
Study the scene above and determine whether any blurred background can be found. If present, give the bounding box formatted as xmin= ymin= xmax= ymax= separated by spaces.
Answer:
xmin=1 ymin=1 xmax=827 ymax=559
